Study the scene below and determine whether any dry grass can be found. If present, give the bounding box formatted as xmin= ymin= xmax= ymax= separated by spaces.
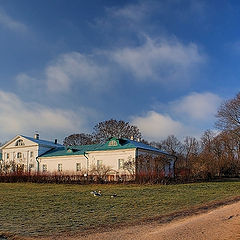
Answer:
xmin=1 ymin=181 xmax=240 ymax=237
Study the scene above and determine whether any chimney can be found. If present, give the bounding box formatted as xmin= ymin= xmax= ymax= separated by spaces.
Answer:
xmin=55 ymin=139 xmax=58 ymax=144
xmin=34 ymin=133 xmax=39 ymax=140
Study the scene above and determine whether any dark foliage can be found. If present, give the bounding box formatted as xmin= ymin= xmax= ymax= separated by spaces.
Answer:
xmin=93 ymin=119 xmax=142 ymax=143
xmin=63 ymin=133 xmax=95 ymax=146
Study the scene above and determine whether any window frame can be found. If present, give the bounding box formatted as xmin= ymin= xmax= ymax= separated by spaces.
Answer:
xmin=76 ymin=163 xmax=81 ymax=172
xmin=16 ymin=140 xmax=24 ymax=146
xmin=118 ymin=159 xmax=125 ymax=169
xmin=42 ymin=164 xmax=47 ymax=172
xmin=58 ymin=163 xmax=62 ymax=172
xmin=29 ymin=163 xmax=34 ymax=170
xmin=97 ymin=160 xmax=103 ymax=169
xmin=108 ymin=140 xmax=118 ymax=146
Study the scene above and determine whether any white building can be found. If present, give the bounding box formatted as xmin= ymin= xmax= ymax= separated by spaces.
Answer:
xmin=0 ymin=134 xmax=176 ymax=179
xmin=0 ymin=134 xmax=62 ymax=172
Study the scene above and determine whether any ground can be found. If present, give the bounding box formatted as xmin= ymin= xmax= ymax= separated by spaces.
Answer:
xmin=1 ymin=181 xmax=240 ymax=239
xmin=70 ymin=200 xmax=240 ymax=240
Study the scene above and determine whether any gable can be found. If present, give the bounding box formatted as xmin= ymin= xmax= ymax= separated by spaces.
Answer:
xmin=1 ymin=135 xmax=38 ymax=150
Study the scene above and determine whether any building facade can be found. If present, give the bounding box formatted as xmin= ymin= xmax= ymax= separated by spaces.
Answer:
xmin=0 ymin=134 xmax=62 ymax=172
xmin=0 ymin=135 xmax=176 ymax=178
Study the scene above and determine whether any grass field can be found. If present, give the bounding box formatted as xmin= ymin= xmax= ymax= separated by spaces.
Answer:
xmin=1 ymin=181 xmax=240 ymax=237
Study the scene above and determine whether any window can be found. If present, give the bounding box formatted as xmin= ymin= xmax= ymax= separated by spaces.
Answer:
xmin=6 ymin=153 xmax=9 ymax=159
xmin=76 ymin=163 xmax=81 ymax=171
xmin=30 ymin=152 xmax=33 ymax=158
xmin=58 ymin=164 xmax=62 ymax=172
xmin=29 ymin=164 xmax=34 ymax=169
xmin=97 ymin=160 xmax=103 ymax=169
xmin=42 ymin=164 xmax=47 ymax=172
xmin=16 ymin=140 xmax=24 ymax=146
xmin=108 ymin=140 xmax=118 ymax=146
xmin=118 ymin=159 xmax=124 ymax=169
xmin=17 ymin=152 xmax=22 ymax=158
xmin=17 ymin=164 xmax=24 ymax=171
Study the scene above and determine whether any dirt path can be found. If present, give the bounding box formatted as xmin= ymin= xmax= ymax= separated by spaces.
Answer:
xmin=14 ymin=199 xmax=240 ymax=240
xmin=68 ymin=201 xmax=240 ymax=240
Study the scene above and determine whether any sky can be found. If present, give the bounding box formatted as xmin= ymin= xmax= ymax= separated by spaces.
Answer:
xmin=0 ymin=0 xmax=239 ymax=143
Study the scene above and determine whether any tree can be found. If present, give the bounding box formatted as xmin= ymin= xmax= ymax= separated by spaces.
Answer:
xmin=93 ymin=119 xmax=142 ymax=143
xmin=183 ymin=136 xmax=200 ymax=167
xmin=216 ymin=92 xmax=240 ymax=135
xmin=89 ymin=164 xmax=113 ymax=180
xmin=161 ymin=135 xmax=184 ymax=156
xmin=149 ymin=141 xmax=162 ymax=149
xmin=123 ymin=159 xmax=136 ymax=178
xmin=63 ymin=133 xmax=95 ymax=146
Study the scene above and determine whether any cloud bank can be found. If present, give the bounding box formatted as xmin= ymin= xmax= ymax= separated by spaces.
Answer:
xmin=0 ymin=90 xmax=90 ymax=142
xmin=46 ymin=52 xmax=109 ymax=92
xmin=131 ymin=92 xmax=222 ymax=141
xmin=170 ymin=92 xmax=222 ymax=120
xmin=112 ymin=37 xmax=205 ymax=82
xmin=0 ymin=9 xmax=28 ymax=33
xmin=16 ymin=35 xmax=206 ymax=94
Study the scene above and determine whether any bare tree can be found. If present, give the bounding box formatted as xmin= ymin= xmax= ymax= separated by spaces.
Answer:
xmin=89 ymin=164 xmax=113 ymax=180
xmin=93 ymin=119 xmax=142 ymax=143
xmin=161 ymin=135 xmax=184 ymax=156
xmin=0 ymin=160 xmax=17 ymax=174
xmin=123 ymin=159 xmax=136 ymax=178
xmin=216 ymin=92 xmax=240 ymax=136
xmin=63 ymin=133 xmax=95 ymax=146
xmin=183 ymin=136 xmax=200 ymax=166
xmin=149 ymin=141 xmax=162 ymax=149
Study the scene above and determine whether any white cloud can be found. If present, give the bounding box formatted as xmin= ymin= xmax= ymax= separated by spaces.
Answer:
xmin=0 ymin=9 xmax=28 ymax=33
xmin=0 ymin=90 xmax=90 ymax=142
xmin=108 ymin=1 xmax=151 ymax=23
xmin=111 ymin=37 xmax=205 ymax=83
xmin=15 ymin=37 xmax=206 ymax=94
xmin=132 ymin=111 xmax=185 ymax=141
xmin=105 ymin=0 xmax=207 ymax=31
xmin=170 ymin=92 xmax=222 ymax=120
xmin=46 ymin=52 xmax=109 ymax=92
xmin=16 ymin=73 xmax=40 ymax=91
xmin=131 ymin=92 xmax=222 ymax=141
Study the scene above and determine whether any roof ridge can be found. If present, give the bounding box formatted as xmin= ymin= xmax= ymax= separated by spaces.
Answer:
xmin=21 ymin=135 xmax=63 ymax=146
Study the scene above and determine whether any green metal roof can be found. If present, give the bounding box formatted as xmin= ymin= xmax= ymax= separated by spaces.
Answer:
xmin=39 ymin=137 xmax=170 ymax=158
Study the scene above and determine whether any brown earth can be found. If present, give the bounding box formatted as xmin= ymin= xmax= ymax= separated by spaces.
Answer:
xmin=58 ymin=199 xmax=240 ymax=240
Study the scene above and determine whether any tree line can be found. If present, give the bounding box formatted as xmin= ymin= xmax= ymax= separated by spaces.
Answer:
xmin=1 ymin=92 xmax=239 ymax=182
xmin=63 ymin=119 xmax=142 ymax=146
xmin=63 ymin=92 xmax=240 ymax=181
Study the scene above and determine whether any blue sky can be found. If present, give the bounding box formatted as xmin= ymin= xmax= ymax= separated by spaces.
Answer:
xmin=0 ymin=0 xmax=239 ymax=143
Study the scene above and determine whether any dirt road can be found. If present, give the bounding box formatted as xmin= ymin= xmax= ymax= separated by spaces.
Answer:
xmin=75 ymin=201 xmax=240 ymax=240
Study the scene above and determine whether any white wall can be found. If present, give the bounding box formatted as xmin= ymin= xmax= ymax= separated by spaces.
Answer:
xmin=38 ymin=148 xmax=175 ymax=177
xmin=2 ymin=136 xmax=39 ymax=171
xmin=38 ymin=155 xmax=86 ymax=173
xmin=87 ymin=149 xmax=136 ymax=175
xmin=1 ymin=136 xmax=60 ymax=172
xmin=39 ymin=149 xmax=136 ymax=175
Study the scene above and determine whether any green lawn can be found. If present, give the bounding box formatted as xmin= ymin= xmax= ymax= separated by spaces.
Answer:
xmin=1 ymin=181 xmax=240 ymax=237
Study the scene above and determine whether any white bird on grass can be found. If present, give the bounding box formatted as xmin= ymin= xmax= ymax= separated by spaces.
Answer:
xmin=91 ymin=190 xmax=102 ymax=196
